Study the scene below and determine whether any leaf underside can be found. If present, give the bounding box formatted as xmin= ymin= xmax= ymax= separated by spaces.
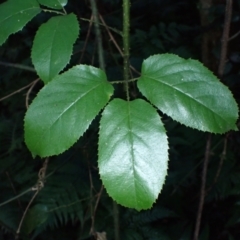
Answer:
xmin=137 ymin=54 xmax=238 ymax=133
xmin=31 ymin=13 xmax=79 ymax=84
xmin=37 ymin=0 xmax=68 ymax=9
xmin=98 ymin=99 xmax=168 ymax=210
xmin=0 ymin=0 xmax=41 ymax=46
xmin=24 ymin=65 xmax=114 ymax=157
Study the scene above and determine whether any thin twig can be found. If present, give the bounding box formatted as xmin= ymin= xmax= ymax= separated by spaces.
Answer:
xmin=91 ymin=186 xmax=104 ymax=239
xmin=15 ymin=190 xmax=39 ymax=239
xmin=5 ymin=171 xmax=23 ymax=211
xmin=89 ymin=162 xmax=94 ymax=235
xmin=48 ymin=197 xmax=91 ymax=212
xmin=89 ymin=0 xmax=105 ymax=70
xmin=99 ymin=14 xmax=124 ymax=57
xmin=123 ymin=0 xmax=130 ymax=100
xmin=93 ymin=185 xmax=103 ymax=216
xmin=193 ymin=1 xmax=232 ymax=239
xmin=93 ymin=186 xmax=103 ymax=222
xmin=87 ymin=3 xmax=106 ymax=236
xmin=206 ymin=136 xmax=228 ymax=194
xmin=79 ymin=15 xmax=94 ymax=63
xmin=171 ymin=138 xmax=224 ymax=196
xmin=0 ymin=188 xmax=32 ymax=208
xmin=25 ymin=78 xmax=40 ymax=108
xmin=0 ymin=61 xmax=35 ymax=72
xmin=193 ymin=134 xmax=212 ymax=240
xmin=15 ymin=158 xmax=49 ymax=239
xmin=99 ymin=14 xmax=140 ymax=75
xmin=113 ymin=201 xmax=120 ymax=240
xmin=218 ymin=0 xmax=232 ymax=78
xmin=80 ymin=17 xmax=122 ymax=36
xmin=228 ymin=29 xmax=240 ymax=41
xmin=198 ymin=0 xmax=212 ymax=66
xmin=0 ymin=80 xmax=38 ymax=102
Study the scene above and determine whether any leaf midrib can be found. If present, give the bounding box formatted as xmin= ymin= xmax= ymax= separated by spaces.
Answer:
xmin=127 ymin=103 xmax=140 ymax=207
xmin=0 ymin=6 xmax=39 ymax=25
xmin=146 ymin=75 xmax=229 ymax=125
xmin=50 ymin=82 xmax=103 ymax=126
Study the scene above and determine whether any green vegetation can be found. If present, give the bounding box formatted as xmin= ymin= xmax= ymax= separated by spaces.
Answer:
xmin=0 ymin=0 xmax=239 ymax=239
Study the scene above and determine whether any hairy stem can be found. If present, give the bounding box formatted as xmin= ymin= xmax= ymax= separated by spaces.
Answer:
xmin=123 ymin=0 xmax=130 ymax=100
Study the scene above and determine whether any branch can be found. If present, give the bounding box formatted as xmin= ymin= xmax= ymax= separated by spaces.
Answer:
xmin=193 ymin=134 xmax=212 ymax=240
xmin=15 ymin=158 xmax=49 ymax=239
xmin=218 ymin=0 xmax=232 ymax=78
xmin=113 ymin=201 xmax=120 ymax=240
xmin=89 ymin=0 xmax=105 ymax=70
xmin=0 ymin=79 xmax=39 ymax=102
xmin=206 ymin=136 xmax=228 ymax=193
xmin=228 ymin=29 xmax=240 ymax=41
xmin=123 ymin=0 xmax=130 ymax=100
xmin=0 ymin=61 xmax=35 ymax=72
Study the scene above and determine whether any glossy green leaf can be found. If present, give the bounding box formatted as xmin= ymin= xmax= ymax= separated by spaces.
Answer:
xmin=31 ymin=13 xmax=79 ymax=84
xmin=98 ymin=99 xmax=168 ymax=210
xmin=0 ymin=0 xmax=41 ymax=46
xmin=21 ymin=204 xmax=48 ymax=235
xmin=25 ymin=65 xmax=114 ymax=157
xmin=138 ymin=54 xmax=238 ymax=133
xmin=38 ymin=0 xmax=67 ymax=9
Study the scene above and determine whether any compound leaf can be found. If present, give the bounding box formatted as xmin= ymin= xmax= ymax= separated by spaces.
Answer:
xmin=31 ymin=13 xmax=79 ymax=84
xmin=37 ymin=0 xmax=68 ymax=9
xmin=25 ymin=65 xmax=114 ymax=157
xmin=98 ymin=99 xmax=168 ymax=210
xmin=137 ymin=54 xmax=238 ymax=133
xmin=0 ymin=0 xmax=41 ymax=46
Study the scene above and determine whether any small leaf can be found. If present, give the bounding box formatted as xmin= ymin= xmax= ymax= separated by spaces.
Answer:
xmin=21 ymin=204 xmax=48 ymax=235
xmin=138 ymin=54 xmax=238 ymax=133
xmin=31 ymin=13 xmax=79 ymax=84
xmin=98 ymin=99 xmax=168 ymax=210
xmin=38 ymin=0 xmax=68 ymax=9
xmin=0 ymin=0 xmax=41 ymax=46
xmin=25 ymin=65 xmax=114 ymax=157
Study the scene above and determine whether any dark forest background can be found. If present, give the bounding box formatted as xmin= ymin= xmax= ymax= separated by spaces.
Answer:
xmin=0 ymin=0 xmax=240 ymax=239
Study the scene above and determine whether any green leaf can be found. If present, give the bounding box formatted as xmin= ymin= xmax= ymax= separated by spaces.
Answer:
xmin=0 ymin=0 xmax=41 ymax=46
xmin=21 ymin=204 xmax=48 ymax=235
xmin=137 ymin=54 xmax=238 ymax=133
xmin=37 ymin=0 xmax=67 ymax=9
xmin=98 ymin=99 xmax=168 ymax=210
xmin=25 ymin=65 xmax=114 ymax=157
xmin=31 ymin=13 xmax=79 ymax=84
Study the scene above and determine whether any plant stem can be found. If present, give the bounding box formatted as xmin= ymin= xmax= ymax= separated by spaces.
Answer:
xmin=193 ymin=134 xmax=211 ymax=240
xmin=198 ymin=0 xmax=212 ymax=66
xmin=113 ymin=201 xmax=120 ymax=240
xmin=89 ymin=0 xmax=105 ymax=70
xmin=123 ymin=0 xmax=130 ymax=100
xmin=218 ymin=0 xmax=232 ymax=78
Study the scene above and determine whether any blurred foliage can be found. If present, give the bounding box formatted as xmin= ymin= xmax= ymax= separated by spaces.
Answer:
xmin=0 ymin=0 xmax=240 ymax=239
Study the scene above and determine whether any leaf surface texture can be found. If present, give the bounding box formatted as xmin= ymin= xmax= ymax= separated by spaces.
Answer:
xmin=0 ymin=0 xmax=41 ymax=45
xmin=31 ymin=13 xmax=79 ymax=84
xmin=99 ymin=99 xmax=168 ymax=210
xmin=25 ymin=65 xmax=114 ymax=157
xmin=138 ymin=54 xmax=238 ymax=133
